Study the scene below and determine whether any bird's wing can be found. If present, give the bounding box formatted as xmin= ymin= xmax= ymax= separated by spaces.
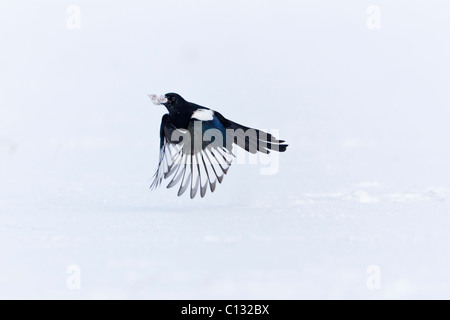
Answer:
xmin=150 ymin=113 xmax=234 ymax=198
xmin=150 ymin=114 xmax=178 ymax=191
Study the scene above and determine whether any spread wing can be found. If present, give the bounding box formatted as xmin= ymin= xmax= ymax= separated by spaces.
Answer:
xmin=150 ymin=113 xmax=234 ymax=199
xmin=151 ymin=111 xmax=288 ymax=198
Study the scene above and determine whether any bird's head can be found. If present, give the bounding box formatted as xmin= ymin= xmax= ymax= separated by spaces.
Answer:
xmin=149 ymin=92 xmax=185 ymax=113
xmin=163 ymin=93 xmax=185 ymax=110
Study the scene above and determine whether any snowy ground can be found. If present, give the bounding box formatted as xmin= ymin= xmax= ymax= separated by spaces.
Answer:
xmin=1 ymin=1 xmax=450 ymax=299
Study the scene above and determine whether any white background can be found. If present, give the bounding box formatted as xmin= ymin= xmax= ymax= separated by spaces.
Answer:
xmin=1 ymin=1 xmax=450 ymax=299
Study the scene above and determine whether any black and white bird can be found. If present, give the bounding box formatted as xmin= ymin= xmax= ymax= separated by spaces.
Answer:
xmin=149 ymin=93 xmax=288 ymax=198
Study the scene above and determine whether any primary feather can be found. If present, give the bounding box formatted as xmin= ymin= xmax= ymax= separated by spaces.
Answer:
xmin=150 ymin=93 xmax=288 ymax=198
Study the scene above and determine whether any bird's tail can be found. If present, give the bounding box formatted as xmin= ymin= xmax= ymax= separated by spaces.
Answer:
xmin=225 ymin=120 xmax=288 ymax=154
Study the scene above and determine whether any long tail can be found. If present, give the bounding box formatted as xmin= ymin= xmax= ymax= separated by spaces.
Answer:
xmin=212 ymin=111 xmax=288 ymax=154
xmin=226 ymin=120 xmax=288 ymax=154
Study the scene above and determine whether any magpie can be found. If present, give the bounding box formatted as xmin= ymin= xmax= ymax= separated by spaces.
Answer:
xmin=149 ymin=93 xmax=288 ymax=198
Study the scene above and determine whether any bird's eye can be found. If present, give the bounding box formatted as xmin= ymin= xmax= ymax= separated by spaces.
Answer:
xmin=171 ymin=97 xmax=176 ymax=102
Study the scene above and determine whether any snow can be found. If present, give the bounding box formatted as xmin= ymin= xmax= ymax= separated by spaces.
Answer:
xmin=1 ymin=1 xmax=450 ymax=299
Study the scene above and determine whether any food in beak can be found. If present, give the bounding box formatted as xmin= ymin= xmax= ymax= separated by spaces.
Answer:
xmin=149 ymin=94 xmax=168 ymax=105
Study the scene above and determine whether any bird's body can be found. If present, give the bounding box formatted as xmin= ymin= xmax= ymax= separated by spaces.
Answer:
xmin=149 ymin=93 xmax=288 ymax=198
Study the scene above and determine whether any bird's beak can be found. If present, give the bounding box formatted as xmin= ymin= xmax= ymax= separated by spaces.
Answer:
xmin=149 ymin=94 xmax=168 ymax=105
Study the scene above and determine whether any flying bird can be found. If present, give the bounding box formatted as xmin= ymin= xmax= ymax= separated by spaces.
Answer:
xmin=149 ymin=93 xmax=288 ymax=198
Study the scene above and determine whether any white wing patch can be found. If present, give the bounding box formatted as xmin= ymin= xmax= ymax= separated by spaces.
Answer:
xmin=191 ymin=109 xmax=214 ymax=121
xmin=151 ymin=134 xmax=235 ymax=198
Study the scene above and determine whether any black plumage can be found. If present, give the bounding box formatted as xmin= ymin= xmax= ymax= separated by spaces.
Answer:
xmin=150 ymin=93 xmax=288 ymax=198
